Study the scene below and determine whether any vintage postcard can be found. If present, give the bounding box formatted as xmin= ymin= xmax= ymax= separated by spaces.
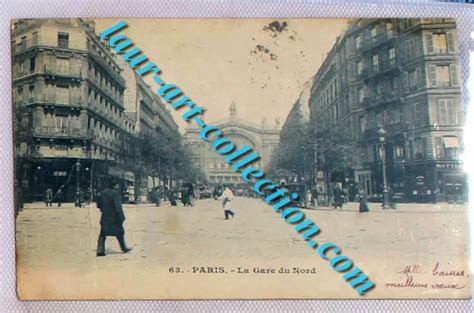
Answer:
xmin=13 ymin=18 xmax=470 ymax=299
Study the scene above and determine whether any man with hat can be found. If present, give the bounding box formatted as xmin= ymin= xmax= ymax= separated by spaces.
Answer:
xmin=96 ymin=180 xmax=132 ymax=257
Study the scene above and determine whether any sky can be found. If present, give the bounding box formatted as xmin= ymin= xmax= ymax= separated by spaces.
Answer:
xmin=94 ymin=18 xmax=349 ymax=132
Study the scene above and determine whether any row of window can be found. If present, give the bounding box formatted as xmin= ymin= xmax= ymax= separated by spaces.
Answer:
xmin=87 ymin=86 xmax=124 ymax=125
xmin=32 ymin=110 xmax=122 ymax=145
xmin=15 ymin=55 xmax=123 ymax=105
xmin=356 ymin=47 xmax=397 ymax=77
xmin=86 ymin=37 xmax=122 ymax=76
xmin=316 ymin=64 xmax=459 ymax=118
xmin=13 ymin=28 xmax=122 ymax=79
xmin=361 ymin=135 xmax=460 ymax=163
xmin=209 ymin=161 xmax=260 ymax=170
xmin=318 ymin=30 xmax=457 ymax=109
xmin=88 ymin=61 xmax=122 ymax=102
xmin=353 ymin=21 xmax=455 ymax=56
xmin=357 ymin=99 xmax=462 ymax=135
xmin=209 ymin=176 xmax=242 ymax=182
xmin=355 ymin=21 xmax=395 ymax=50
xmin=354 ymin=64 xmax=459 ymax=105
xmin=15 ymin=81 xmax=131 ymax=135
xmin=315 ymin=61 xmax=459 ymax=114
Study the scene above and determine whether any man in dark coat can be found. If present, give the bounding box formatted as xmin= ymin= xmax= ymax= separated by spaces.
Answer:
xmin=187 ymin=184 xmax=195 ymax=207
xmin=387 ymin=186 xmax=396 ymax=209
xmin=333 ymin=184 xmax=344 ymax=209
xmin=168 ymin=188 xmax=177 ymax=206
xmin=96 ymin=181 xmax=132 ymax=257
xmin=54 ymin=185 xmax=64 ymax=207
xmin=359 ymin=190 xmax=369 ymax=213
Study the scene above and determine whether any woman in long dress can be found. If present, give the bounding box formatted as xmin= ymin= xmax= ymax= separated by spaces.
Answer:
xmin=219 ymin=185 xmax=235 ymax=220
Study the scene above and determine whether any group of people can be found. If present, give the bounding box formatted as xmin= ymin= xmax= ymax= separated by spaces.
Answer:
xmin=44 ymin=186 xmax=65 ymax=207
xmin=180 ymin=184 xmax=195 ymax=207
xmin=330 ymin=183 xmax=397 ymax=213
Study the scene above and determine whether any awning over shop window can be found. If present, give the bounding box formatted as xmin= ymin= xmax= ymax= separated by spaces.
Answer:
xmin=108 ymin=168 xmax=135 ymax=182
xmin=443 ymin=137 xmax=459 ymax=148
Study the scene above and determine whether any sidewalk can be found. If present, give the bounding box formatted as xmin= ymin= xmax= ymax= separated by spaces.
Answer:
xmin=21 ymin=199 xmax=466 ymax=213
xmin=22 ymin=201 xmax=170 ymax=209
xmin=307 ymin=201 xmax=466 ymax=213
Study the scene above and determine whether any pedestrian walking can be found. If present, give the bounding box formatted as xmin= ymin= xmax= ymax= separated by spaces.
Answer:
xmin=45 ymin=187 xmax=53 ymax=206
xmin=86 ymin=187 xmax=93 ymax=205
xmin=359 ymin=190 xmax=369 ymax=213
xmin=155 ymin=187 xmax=162 ymax=206
xmin=306 ymin=189 xmax=312 ymax=209
xmin=312 ymin=188 xmax=319 ymax=208
xmin=96 ymin=181 xmax=132 ymax=257
xmin=219 ymin=185 xmax=235 ymax=220
xmin=213 ymin=187 xmax=221 ymax=200
xmin=168 ymin=188 xmax=177 ymax=206
xmin=333 ymin=184 xmax=344 ymax=209
xmin=151 ymin=187 xmax=161 ymax=207
xmin=388 ymin=186 xmax=397 ymax=209
xmin=188 ymin=184 xmax=195 ymax=207
xmin=181 ymin=187 xmax=188 ymax=207
xmin=54 ymin=185 xmax=64 ymax=207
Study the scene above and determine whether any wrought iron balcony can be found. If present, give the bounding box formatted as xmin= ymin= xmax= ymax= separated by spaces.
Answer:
xmin=44 ymin=64 xmax=83 ymax=80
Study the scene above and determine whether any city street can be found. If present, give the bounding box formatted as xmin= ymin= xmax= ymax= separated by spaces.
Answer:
xmin=16 ymin=197 xmax=470 ymax=300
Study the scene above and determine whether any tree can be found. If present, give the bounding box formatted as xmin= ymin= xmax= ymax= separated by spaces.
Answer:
xmin=267 ymin=122 xmax=315 ymax=185
xmin=313 ymin=116 xmax=354 ymax=205
xmin=123 ymin=131 xmax=206 ymax=194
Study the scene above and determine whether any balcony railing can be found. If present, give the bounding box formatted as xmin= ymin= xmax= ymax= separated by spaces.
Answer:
xmin=87 ymin=104 xmax=127 ymax=132
xmin=88 ymin=76 xmax=123 ymax=106
xmin=42 ymin=92 xmax=82 ymax=106
xmin=359 ymin=31 xmax=398 ymax=52
xmin=12 ymin=39 xmax=39 ymax=54
xmin=370 ymin=92 xmax=402 ymax=106
xmin=92 ymin=136 xmax=121 ymax=151
xmin=87 ymin=44 xmax=126 ymax=87
xmin=44 ymin=64 xmax=83 ymax=79
xmin=363 ymin=122 xmax=409 ymax=138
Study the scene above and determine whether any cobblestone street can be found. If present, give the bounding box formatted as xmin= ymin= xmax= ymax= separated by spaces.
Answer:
xmin=16 ymin=198 xmax=470 ymax=300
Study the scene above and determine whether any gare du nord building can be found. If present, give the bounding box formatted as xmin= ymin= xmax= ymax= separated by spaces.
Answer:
xmin=184 ymin=104 xmax=280 ymax=188
xmin=11 ymin=19 xmax=179 ymax=203
xmin=310 ymin=18 xmax=465 ymax=202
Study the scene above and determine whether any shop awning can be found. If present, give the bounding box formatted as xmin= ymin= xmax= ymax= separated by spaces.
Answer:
xmin=108 ymin=168 xmax=135 ymax=182
xmin=443 ymin=137 xmax=459 ymax=148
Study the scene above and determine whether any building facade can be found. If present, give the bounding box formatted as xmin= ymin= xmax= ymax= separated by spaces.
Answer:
xmin=184 ymin=103 xmax=280 ymax=186
xmin=309 ymin=18 xmax=464 ymax=202
xmin=121 ymin=64 xmax=180 ymax=201
xmin=12 ymin=18 xmax=134 ymax=202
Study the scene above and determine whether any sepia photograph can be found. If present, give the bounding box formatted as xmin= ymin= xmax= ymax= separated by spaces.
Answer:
xmin=12 ymin=17 xmax=470 ymax=299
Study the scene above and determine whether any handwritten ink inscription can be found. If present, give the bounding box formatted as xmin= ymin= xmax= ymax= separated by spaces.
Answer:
xmin=385 ymin=263 xmax=467 ymax=290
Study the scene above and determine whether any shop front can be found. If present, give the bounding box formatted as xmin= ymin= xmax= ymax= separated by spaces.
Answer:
xmin=403 ymin=160 xmax=465 ymax=203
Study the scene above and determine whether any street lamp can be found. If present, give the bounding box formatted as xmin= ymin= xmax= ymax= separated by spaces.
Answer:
xmin=377 ymin=126 xmax=389 ymax=209
xmin=74 ymin=160 xmax=81 ymax=207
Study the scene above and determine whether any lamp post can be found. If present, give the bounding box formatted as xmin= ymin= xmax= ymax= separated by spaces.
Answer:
xmin=377 ymin=126 xmax=389 ymax=209
xmin=74 ymin=160 xmax=81 ymax=207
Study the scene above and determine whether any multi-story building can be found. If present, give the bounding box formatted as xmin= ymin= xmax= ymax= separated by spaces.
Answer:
xmin=12 ymin=18 xmax=133 ymax=201
xmin=184 ymin=103 xmax=280 ymax=186
xmin=122 ymin=66 xmax=181 ymax=201
xmin=309 ymin=18 xmax=464 ymax=202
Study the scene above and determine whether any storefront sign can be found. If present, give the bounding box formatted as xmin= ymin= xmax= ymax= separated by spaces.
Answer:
xmin=435 ymin=162 xmax=463 ymax=169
